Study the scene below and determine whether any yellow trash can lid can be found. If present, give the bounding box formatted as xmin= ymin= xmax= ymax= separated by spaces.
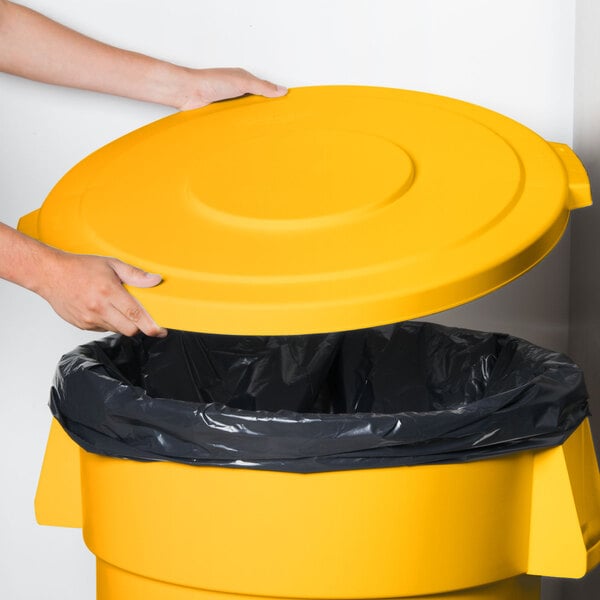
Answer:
xmin=21 ymin=86 xmax=591 ymax=334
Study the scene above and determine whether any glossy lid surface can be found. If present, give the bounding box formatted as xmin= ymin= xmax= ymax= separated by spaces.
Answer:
xmin=27 ymin=86 xmax=590 ymax=334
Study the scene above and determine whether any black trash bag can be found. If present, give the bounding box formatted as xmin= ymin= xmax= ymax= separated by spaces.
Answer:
xmin=50 ymin=322 xmax=590 ymax=473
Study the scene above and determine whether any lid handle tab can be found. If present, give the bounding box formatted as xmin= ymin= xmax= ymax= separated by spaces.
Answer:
xmin=549 ymin=142 xmax=592 ymax=210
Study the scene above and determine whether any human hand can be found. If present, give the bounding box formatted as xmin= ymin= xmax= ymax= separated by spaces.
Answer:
xmin=38 ymin=250 xmax=167 ymax=337
xmin=174 ymin=67 xmax=287 ymax=111
xmin=0 ymin=3 xmax=287 ymax=113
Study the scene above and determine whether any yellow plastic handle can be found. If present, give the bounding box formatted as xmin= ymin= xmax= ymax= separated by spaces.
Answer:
xmin=528 ymin=419 xmax=600 ymax=577
xmin=17 ymin=208 xmax=41 ymax=239
xmin=549 ymin=142 xmax=592 ymax=210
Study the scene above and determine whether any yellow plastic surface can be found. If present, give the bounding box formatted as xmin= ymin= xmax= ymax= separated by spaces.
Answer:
xmin=96 ymin=562 xmax=541 ymax=600
xmin=34 ymin=418 xmax=82 ymax=528
xmin=36 ymin=418 xmax=600 ymax=599
xmin=18 ymin=86 xmax=591 ymax=335
xmin=528 ymin=419 xmax=600 ymax=576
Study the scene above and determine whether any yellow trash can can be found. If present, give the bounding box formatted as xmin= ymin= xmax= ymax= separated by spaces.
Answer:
xmin=20 ymin=86 xmax=600 ymax=599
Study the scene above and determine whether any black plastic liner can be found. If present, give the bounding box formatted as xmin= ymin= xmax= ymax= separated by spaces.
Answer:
xmin=50 ymin=322 xmax=590 ymax=473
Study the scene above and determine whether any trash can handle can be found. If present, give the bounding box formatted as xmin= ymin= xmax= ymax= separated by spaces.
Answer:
xmin=35 ymin=418 xmax=83 ymax=528
xmin=528 ymin=419 xmax=600 ymax=577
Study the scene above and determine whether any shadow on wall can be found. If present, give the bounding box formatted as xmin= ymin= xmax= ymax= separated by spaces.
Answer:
xmin=565 ymin=1 xmax=600 ymax=599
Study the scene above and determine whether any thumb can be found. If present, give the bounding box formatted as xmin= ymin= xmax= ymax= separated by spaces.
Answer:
xmin=111 ymin=260 xmax=163 ymax=288
xmin=248 ymin=78 xmax=288 ymax=99
xmin=262 ymin=82 xmax=288 ymax=98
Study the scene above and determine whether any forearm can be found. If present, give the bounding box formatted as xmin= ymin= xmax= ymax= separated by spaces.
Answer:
xmin=0 ymin=0 xmax=191 ymax=107
xmin=0 ymin=221 xmax=57 ymax=293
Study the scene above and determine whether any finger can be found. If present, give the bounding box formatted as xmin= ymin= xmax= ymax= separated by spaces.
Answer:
xmin=83 ymin=324 xmax=111 ymax=333
xmin=110 ymin=259 xmax=162 ymax=289
xmin=246 ymin=76 xmax=287 ymax=98
xmin=111 ymin=293 xmax=167 ymax=338
xmin=108 ymin=261 xmax=167 ymax=337
xmin=99 ymin=310 xmax=141 ymax=337
xmin=73 ymin=309 xmax=135 ymax=335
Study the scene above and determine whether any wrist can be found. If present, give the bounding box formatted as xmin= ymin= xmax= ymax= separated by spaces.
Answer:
xmin=144 ymin=61 xmax=199 ymax=110
xmin=0 ymin=223 xmax=62 ymax=296
xmin=18 ymin=240 xmax=63 ymax=299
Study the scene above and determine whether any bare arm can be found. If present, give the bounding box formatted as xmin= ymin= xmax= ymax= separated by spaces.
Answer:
xmin=0 ymin=0 xmax=286 ymax=108
xmin=0 ymin=223 xmax=168 ymax=336
xmin=0 ymin=0 xmax=287 ymax=336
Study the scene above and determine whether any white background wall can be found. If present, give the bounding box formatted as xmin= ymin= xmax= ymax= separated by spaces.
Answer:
xmin=0 ymin=1 xmax=581 ymax=598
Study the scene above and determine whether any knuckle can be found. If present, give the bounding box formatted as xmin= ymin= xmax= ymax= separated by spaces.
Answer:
xmin=97 ymin=285 xmax=112 ymax=299
xmin=126 ymin=306 xmax=142 ymax=323
xmin=80 ymin=314 xmax=98 ymax=329
xmin=86 ymin=298 xmax=102 ymax=313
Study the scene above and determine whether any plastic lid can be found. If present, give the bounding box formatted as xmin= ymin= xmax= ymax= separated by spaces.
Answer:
xmin=23 ymin=86 xmax=591 ymax=334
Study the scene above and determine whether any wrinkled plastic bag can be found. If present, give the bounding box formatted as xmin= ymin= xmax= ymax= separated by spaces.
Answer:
xmin=50 ymin=322 xmax=590 ymax=473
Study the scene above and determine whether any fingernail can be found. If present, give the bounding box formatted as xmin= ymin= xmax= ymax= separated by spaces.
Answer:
xmin=157 ymin=328 xmax=168 ymax=338
xmin=276 ymin=85 xmax=288 ymax=94
xmin=145 ymin=272 xmax=162 ymax=280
